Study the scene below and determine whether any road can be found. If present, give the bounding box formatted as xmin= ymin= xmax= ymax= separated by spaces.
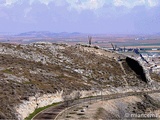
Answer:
xmin=33 ymin=90 xmax=160 ymax=120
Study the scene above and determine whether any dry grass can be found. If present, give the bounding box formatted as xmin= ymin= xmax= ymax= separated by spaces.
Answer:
xmin=150 ymin=73 xmax=160 ymax=82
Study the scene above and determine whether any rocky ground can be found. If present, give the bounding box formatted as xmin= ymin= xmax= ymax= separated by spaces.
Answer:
xmin=0 ymin=42 xmax=159 ymax=119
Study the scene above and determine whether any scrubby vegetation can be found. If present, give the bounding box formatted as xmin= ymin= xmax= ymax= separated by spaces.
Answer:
xmin=0 ymin=42 xmax=157 ymax=119
xmin=150 ymin=73 xmax=160 ymax=82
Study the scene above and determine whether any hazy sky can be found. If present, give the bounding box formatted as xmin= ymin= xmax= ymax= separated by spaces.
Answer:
xmin=0 ymin=0 xmax=160 ymax=34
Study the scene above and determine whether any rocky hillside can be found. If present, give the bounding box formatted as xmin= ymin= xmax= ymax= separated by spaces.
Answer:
xmin=0 ymin=42 xmax=159 ymax=119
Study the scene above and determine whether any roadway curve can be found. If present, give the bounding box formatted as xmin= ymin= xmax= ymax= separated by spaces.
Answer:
xmin=33 ymin=90 xmax=160 ymax=120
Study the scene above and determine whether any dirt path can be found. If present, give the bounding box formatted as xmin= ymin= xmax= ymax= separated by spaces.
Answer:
xmin=119 ymin=62 xmax=128 ymax=86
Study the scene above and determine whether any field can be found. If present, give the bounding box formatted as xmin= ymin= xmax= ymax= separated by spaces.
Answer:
xmin=1 ymin=33 xmax=160 ymax=49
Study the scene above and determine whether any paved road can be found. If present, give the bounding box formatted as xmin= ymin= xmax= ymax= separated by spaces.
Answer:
xmin=33 ymin=90 xmax=160 ymax=120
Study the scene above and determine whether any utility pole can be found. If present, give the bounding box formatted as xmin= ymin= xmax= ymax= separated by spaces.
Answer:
xmin=94 ymin=88 xmax=98 ymax=102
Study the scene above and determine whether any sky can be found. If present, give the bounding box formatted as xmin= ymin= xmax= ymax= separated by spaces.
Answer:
xmin=0 ymin=0 xmax=160 ymax=34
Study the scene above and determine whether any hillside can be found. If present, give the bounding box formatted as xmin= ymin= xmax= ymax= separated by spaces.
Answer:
xmin=0 ymin=42 xmax=159 ymax=119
